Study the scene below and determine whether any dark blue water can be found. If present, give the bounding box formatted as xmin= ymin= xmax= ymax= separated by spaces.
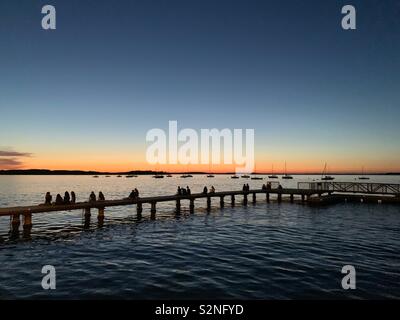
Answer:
xmin=1 ymin=201 xmax=399 ymax=299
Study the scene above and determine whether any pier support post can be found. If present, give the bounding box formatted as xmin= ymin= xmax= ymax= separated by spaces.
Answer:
xmin=231 ymin=194 xmax=235 ymax=206
xmin=277 ymin=193 xmax=282 ymax=203
xmin=252 ymin=193 xmax=256 ymax=204
xmin=23 ymin=212 xmax=32 ymax=230
xmin=220 ymin=196 xmax=224 ymax=208
xmin=176 ymin=199 xmax=181 ymax=214
xmin=137 ymin=202 xmax=143 ymax=217
xmin=243 ymin=193 xmax=248 ymax=206
xmin=189 ymin=199 xmax=194 ymax=213
xmin=301 ymin=194 xmax=305 ymax=203
xmin=84 ymin=208 xmax=91 ymax=218
xmin=290 ymin=194 xmax=294 ymax=203
xmin=84 ymin=208 xmax=91 ymax=228
xmin=151 ymin=202 xmax=156 ymax=219
xmin=22 ymin=212 xmax=32 ymax=237
xmin=11 ymin=213 xmax=20 ymax=233
xmin=98 ymin=207 xmax=105 ymax=225
xmin=266 ymin=192 xmax=270 ymax=203
xmin=207 ymin=197 xmax=211 ymax=212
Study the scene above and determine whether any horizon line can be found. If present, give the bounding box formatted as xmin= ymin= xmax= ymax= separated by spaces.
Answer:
xmin=0 ymin=169 xmax=399 ymax=176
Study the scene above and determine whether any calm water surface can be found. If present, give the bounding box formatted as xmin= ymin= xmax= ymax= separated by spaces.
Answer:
xmin=0 ymin=175 xmax=399 ymax=299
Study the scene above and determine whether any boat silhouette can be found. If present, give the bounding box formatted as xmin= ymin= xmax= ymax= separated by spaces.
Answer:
xmin=281 ymin=162 xmax=293 ymax=179
xmin=321 ymin=163 xmax=335 ymax=180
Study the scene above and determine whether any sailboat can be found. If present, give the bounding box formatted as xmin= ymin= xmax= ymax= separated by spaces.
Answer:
xmin=180 ymin=174 xmax=193 ymax=178
xmin=152 ymin=165 xmax=164 ymax=178
xmin=268 ymin=164 xmax=278 ymax=179
xmin=281 ymin=162 xmax=293 ymax=179
xmin=206 ymin=163 xmax=214 ymax=178
xmin=321 ymin=163 xmax=335 ymax=180
xmin=251 ymin=163 xmax=263 ymax=180
xmin=358 ymin=166 xmax=370 ymax=180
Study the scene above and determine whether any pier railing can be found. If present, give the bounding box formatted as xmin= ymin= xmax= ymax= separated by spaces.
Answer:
xmin=298 ymin=182 xmax=400 ymax=195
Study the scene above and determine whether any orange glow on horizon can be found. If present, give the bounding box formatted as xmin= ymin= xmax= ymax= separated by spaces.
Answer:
xmin=12 ymin=158 xmax=400 ymax=174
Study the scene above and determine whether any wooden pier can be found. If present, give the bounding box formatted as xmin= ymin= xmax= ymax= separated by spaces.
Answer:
xmin=0 ymin=181 xmax=399 ymax=235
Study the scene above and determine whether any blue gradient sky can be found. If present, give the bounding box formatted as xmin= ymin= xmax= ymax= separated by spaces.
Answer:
xmin=0 ymin=0 xmax=399 ymax=172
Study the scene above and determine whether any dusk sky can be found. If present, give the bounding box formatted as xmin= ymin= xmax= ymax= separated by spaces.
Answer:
xmin=0 ymin=0 xmax=399 ymax=173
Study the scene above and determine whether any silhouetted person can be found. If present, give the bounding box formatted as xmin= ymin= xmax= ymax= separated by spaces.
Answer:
xmin=128 ymin=190 xmax=136 ymax=200
xmin=55 ymin=194 xmax=63 ymax=205
xmin=182 ymin=188 xmax=187 ymax=195
xmin=71 ymin=191 xmax=76 ymax=204
xmin=98 ymin=191 xmax=105 ymax=201
xmin=177 ymin=186 xmax=182 ymax=195
xmin=277 ymin=184 xmax=283 ymax=190
xmin=262 ymin=184 xmax=267 ymax=191
xmin=210 ymin=186 xmax=215 ymax=194
xmin=242 ymin=184 xmax=247 ymax=192
xmin=64 ymin=191 xmax=71 ymax=204
xmin=186 ymin=186 xmax=191 ymax=195
xmin=267 ymin=182 xmax=272 ymax=190
xmin=134 ymin=188 xmax=139 ymax=198
xmin=203 ymin=186 xmax=208 ymax=194
xmin=246 ymin=184 xmax=250 ymax=192
xmin=45 ymin=192 xmax=52 ymax=205
xmin=89 ymin=191 xmax=96 ymax=202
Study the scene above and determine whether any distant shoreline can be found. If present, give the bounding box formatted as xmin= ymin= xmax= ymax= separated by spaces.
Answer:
xmin=0 ymin=169 xmax=399 ymax=176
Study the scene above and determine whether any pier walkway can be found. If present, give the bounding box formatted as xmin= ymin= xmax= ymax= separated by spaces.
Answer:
xmin=0 ymin=182 xmax=399 ymax=234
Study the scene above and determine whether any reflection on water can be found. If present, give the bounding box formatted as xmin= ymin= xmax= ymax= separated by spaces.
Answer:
xmin=0 ymin=175 xmax=399 ymax=299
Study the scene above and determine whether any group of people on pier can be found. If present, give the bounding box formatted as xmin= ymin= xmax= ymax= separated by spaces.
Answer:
xmin=45 ymin=191 xmax=76 ymax=205
xmin=202 ymin=186 xmax=216 ymax=194
xmin=128 ymin=188 xmax=140 ymax=200
xmin=89 ymin=191 xmax=105 ymax=202
xmin=44 ymin=190 xmax=107 ymax=205
xmin=261 ymin=182 xmax=282 ymax=191
xmin=177 ymin=186 xmax=191 ymax=195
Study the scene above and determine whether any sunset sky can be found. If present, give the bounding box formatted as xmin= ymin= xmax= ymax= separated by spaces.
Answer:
xmin=0 ymin=0 xmax=399 ymax=173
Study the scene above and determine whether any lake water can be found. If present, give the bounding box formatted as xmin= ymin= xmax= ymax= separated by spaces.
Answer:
xmin=0 ymin=175 xmax=399 ymax=299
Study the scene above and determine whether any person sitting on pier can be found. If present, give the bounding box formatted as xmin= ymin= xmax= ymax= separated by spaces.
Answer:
xmin=210 ymin=186 xmax=215 ymax=194
xmin=64 ymin=191 xmax=71 ymax=204
xmin=186 ymin=186 xmax=191 ymax=195
xmin=261 ymin=184 xmax=267 ymax=191
xmin=55 ymin=194 xmax=64 ymax=205
xmin=98 ymin=191 xmax=105 ymax=201
xmin=71 ymin=191 xmax=76 ymax=204
xmin=45 ymin=192 xmax=52 ymax=205
xmin=182 ymin=188 xmax=187 ymax=195
xmin=277 ymin=184 xmax=283 ymax=190
xmin=177 ymin=186 xmax=182 ymax=195
xmin=242 ymin=184 xmax=246 ymax=192
xmin=266 ymin=182 xmax=272 ymax=190
xmin=128 ymin=190 xmax=137 ymax=200
xmin=89 ymin=191 xmax=96 ymax=202
xmin=134 ymin=188 xmax=139 ymax=198
xmin=203 ymin=186 xmax=208 ymax=194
